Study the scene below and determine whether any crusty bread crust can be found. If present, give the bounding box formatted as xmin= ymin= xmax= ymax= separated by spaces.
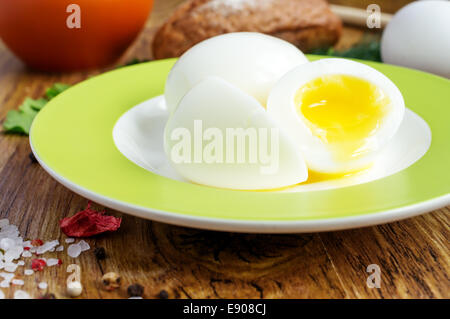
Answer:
xmin=152 ymin=0 xmax=342 ymax=59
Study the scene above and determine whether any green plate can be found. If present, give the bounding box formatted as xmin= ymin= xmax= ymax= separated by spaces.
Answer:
xmin=30 ymin=56 xmax=450 ymax=233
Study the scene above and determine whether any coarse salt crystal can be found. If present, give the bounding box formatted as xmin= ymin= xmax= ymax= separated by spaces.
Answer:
xmin=4 ymin=246 xmax=23 ymax=262
xmin=0 ymin=219 xmax=69 ymax=288
xmin=36 ymin=240 xmax=59 ymax=255
xmin=0 ymin=272 xmax=14 ymax=280
xmin=46 ymin=258 xmax=60 ymax=267
xmin=0 ymin=224 xmax=19 ymax=238
xmin=12 ymin=279 xmax=24 ymax=286
xmin=0 ymin=272 xmax=14 ymax=288
xmin=38 ymin=282 xmax=48 ymax=290
xmin=78 ymin=240 xmax=90 ymax=252
xmin=65 ymin=238 xmax=75 ymax=244
xmin=4 ymin=262 xmax=19 ymax=273
xmin=14 ymin=290 xmax=31 ymax=299
xmin=0 ymin=219 xmax=9 ymax=228
xmin=67 ymin=243 xmax=82 ymax=258
xmin=0 ymin=289 xmax=4 ymax=299
xmin=0 ymin=238 xmax=15 ymax=251
xmin=24 ymin=269 xmax=34 ymax=276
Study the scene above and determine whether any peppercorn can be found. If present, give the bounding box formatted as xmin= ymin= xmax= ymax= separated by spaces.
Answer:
xmin=158 ymin=289 xmax=169 ymax=299
xmin=40 ymin=293 xmax=56 ymax=299
xmin=101 ymin=272 xmax=121 ymax=291
xmin=94 ymin=247 xmax=106 ymax=260
xmin=127 ymin=284 xmax=144 ymax=297
xmin=29 ymin=152 xmax=37 ymax=163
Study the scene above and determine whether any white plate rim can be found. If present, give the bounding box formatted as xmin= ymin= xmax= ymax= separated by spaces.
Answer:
xmin=30 ymin=139 xmax=449 ymax=233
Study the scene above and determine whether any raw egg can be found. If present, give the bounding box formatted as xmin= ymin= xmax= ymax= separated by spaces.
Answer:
xmin=381 ymin=0 xmax=450 ymax=78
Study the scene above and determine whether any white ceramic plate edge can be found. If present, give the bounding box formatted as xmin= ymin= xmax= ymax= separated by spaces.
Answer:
xmin=30 ymin=138 xmax=449 ymax=233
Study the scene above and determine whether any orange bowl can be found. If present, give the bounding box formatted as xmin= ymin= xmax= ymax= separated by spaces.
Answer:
xmin=0 ymin=0 xmax=154 ymax=71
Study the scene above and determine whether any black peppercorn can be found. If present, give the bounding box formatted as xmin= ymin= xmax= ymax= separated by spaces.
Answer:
xmin=128 ymin=284 xmax=144 ymax=297
xmin=94 ymin=247 xmax=106 ymax=260
xmin=158 ymin=289 xmax=169 ymax=299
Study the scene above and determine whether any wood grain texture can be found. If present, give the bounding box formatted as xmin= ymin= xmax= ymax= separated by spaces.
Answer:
xmin=0 ymin=0 xmax=448 ymax=299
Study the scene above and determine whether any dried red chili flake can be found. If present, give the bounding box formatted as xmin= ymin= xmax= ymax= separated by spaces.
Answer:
xmin=23 ymin=247 xmax=31 ymax=251
xmin=59 ymin=201 xmax=121 ymax=237
xmin=31 ymin=239 xmax=43 ymax=246
xmin=31 ymin=258 xmax=46 ymax=271
xmin=58 ymin=259 xmax=63 ymax=265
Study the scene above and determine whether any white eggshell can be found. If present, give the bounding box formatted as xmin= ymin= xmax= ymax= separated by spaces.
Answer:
xmin=164 ymin=77 xmax=308 ymax=190
xmin=267 ymin=58 xmax=405 ymax=173
xmin=381 ymin=0 xmax=450 ymax=78
xmin=164 ymin=32 xmax=309 ymax=113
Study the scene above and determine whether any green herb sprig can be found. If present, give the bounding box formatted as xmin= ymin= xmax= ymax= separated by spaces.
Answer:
xmin=116 ymin=58 xmax=150 ymax=69
xmin=3 ymin=83 xmax=70 ymax=135
xmin=310 ymin=40 xmax=381 ymax=62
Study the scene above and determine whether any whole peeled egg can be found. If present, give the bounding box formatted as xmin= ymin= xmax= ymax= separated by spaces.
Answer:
xmin=267 ymin=58 xmax=405 ymax=174
xmin=164 ymin=32 xmax=309 ymax=113
xmin=381 ymin=0 xmax=450 ymax=78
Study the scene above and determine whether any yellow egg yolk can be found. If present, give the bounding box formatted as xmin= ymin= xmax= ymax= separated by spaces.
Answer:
xmin=295 ymin=74 xmax=390 ymax=162
xmin=242 ymin=167 xmax=371 ymax=192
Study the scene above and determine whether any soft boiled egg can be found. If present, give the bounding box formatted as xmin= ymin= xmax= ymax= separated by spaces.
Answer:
xmin=164 ymin=77 xmax=308 ymax=190
xmin=267 ymin=58 xmax=405 ymax=174
xmin=164 ymin=32 xmax=308 ymax=114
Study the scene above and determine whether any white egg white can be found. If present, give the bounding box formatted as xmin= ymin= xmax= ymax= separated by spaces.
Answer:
xmin=164 ymin=77 xmax=308 ymax=190
xmin=267 ymin=58 xmax=405 ymax=173
xmin=164 ymin=32 xmax=309 ymax=114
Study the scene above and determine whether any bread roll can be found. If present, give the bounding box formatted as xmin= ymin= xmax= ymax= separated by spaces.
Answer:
xmin=153 ymin=0 xmax=342 ymax=59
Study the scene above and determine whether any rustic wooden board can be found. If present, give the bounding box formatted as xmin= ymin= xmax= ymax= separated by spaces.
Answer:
xmin=0 ymin=0 xmax=448 ymax=299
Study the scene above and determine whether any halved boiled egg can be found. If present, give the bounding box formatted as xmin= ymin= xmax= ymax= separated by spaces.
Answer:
xmin=267 ymin=58 xmax=405 ymax=174
xmin=164 ymin=32 xmax=308 ymax=114
xmin=164 ymin=77 xmax=308 ymax=190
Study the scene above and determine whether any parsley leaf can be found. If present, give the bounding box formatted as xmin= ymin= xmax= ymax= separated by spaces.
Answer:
xmin=116 ymin=58 xmax=150 ymax=69
xmin=19 ymin=98 xmax=43 ymax=115
xmin=27 ymin=98 xmax=48 ymax=111
xmin=45 ymin=83 xmax=71 ymax=100
xmin=3 ymin=83 xmax=70 ymax=135
xmin=310 ymin=38 xmax=381 ymax=62
xmin=3 ymin=110 xmax=35 ymax=135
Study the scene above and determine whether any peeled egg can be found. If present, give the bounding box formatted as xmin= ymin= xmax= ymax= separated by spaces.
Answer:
xmin=381 ymin=0 xmax=450 ymax=78
xmin=164 ymin=32 xmax=308 ymax=114
xmin=164 ymin=77 xmax=308 ymax=190
xmin=267 ymin=58 xmax=405 ymax=174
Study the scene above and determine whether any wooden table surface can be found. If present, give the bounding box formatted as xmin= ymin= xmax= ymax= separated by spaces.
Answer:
xmin=0 ymin=0 xmax=448 ymax=299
